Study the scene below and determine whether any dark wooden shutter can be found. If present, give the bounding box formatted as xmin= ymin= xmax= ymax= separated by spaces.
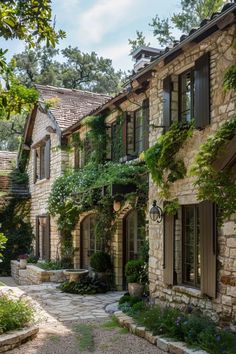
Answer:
xmin=45 ymin=139 xmax=51 ymax=179
xmin=122 ymin=112 xmax=128 ymax=156
xmin=199 ymin=201 xmax=216 ymax=298
xmin=106 ymin=125 xmax=112 ymax=160
xmin=44 ymin=215 xmax=50 ymax=261
xmin=163 ymin=76 xmax=172 ymax=130
xmin=35 ymin=216 xmax=39 ymax=257
xmin=194 ymin=52 xmax=210 ymax=129
xmin=163 ymin=213 xmax=174 ymax=285
xmin=33 ymin=149 xmax=37 ymax=183
xmin=143 ymin=98 xmax=149 ymax=150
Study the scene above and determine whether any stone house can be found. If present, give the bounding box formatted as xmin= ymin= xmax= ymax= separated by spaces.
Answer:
xmin=22 ymin=2 xmax=236 ymax=321
xmin=23 ymin=85 xmax=109 ymax=260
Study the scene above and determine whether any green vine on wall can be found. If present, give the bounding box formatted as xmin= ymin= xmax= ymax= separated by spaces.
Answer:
xmin=191 ymin=115 xmax=236 ymax=223
xmin=143 ymin=120 xmax=194 ymax=203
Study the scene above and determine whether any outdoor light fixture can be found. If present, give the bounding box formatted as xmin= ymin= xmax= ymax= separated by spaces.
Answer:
xmin=149 ymin=200 xmax=163 ymax=223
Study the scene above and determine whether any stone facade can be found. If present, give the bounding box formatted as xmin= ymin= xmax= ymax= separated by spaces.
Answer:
xmin=148 ymin=24 xmax=236 ymax=323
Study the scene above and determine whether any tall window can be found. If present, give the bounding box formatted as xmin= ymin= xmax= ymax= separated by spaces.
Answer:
xmin=36 ymin=215 xmax=50 ymax=260
xmin=179 ymin=69 xmax=195 ymax=122
xmin=34 ymin=138 xmax=50 ymax=182
xmin=182 ymin=205 xmax=200 ymax=287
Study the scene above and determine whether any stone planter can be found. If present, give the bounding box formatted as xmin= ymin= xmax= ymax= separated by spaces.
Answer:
xmin=19 ymin=259 xmax=27 ymax=269
xmin=63 ymin=269 xmax=89 ymax=282
xmin=128 ymin=283 xmax=145 ymax=297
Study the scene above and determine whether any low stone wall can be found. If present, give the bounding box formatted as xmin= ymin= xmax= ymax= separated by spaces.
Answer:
xmin=114 ymin=311 xmax=207 ymax=354
xmin=11 ymin=261 xmax=66 ymax=285
xmin=0 ymin=326 xmax=39 ymax=353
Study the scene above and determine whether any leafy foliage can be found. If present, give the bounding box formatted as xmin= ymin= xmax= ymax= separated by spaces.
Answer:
xmin=36 ymin=260 xmax=66 ymax=270
xmin=119 ymin=302 xmax=236 ymax=354
xmin=224 ymin=64 xmax=236 ymax=91
xmin=128 ymin=31 xmax=150 ymax=53
xmin=0 ymin=294 xmax=34 ymax=334
xmin=144 ymin=120 xmax=193 ymax=199
xmin=125 ymin=259 xmax=148 ymax=284
xmin=59 ymin=277 xmax=109 ymax=295
xmin=191 ymin=116 xmax=236 ymax=223
xmin=149 ymin=0 xmax=226 ymax=46
xmin=0 ymin=232 xmax=7 ymax=258
xmin=90 ymin=251 xmax=112 ymax=273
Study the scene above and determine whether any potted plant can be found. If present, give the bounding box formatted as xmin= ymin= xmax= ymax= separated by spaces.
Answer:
xmin=90 ymin=251 xmax=113 ymax=285
xmin=125 ymin=259 xmax=148 ymax=298
xmin=19 ymin=254 xmax=28 ymax=269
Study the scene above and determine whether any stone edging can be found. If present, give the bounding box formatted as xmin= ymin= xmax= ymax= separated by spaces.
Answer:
xmin=0 ymin=326 xmax=39 ymax=353
xmin=114 ymin=311 xmax=208 ymax=354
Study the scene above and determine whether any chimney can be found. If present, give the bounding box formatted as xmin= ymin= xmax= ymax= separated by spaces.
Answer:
xmin=132 ymin=46 xmax=161 ymax=73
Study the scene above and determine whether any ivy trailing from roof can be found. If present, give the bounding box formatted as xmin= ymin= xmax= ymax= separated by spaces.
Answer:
xmin=143 ymin=120 xmax=194 ymax=202
xmin=191 ymin=115 xmax=236 ymax=223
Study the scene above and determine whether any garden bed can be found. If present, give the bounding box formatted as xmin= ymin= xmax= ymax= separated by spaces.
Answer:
xmin=115 ymin=295 xmax=236 ymax=354
xmin=11 ymin=261 xmax=66 ymax=285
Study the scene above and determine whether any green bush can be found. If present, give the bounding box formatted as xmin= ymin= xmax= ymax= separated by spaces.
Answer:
xmin=124 ymin=302 xmax=236 ymax=354
xmin=119 ymin=294 xmax=141 ymax=306
xmin=0 ymin=294 xmax=34 ymax=334
xmin=90 ymin=251 xmax=112 ymax=272
xmin=125 ymin=259 xmax=147 ymax=283
xmin=37 ymin=260 xmax=66 ymax=270
xmin=59 ymin=276 xmax=109 ymax=295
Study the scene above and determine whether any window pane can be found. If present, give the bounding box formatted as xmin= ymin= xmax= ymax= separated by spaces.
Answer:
xmin=40 ymin=146 xmax=45 ymax=179
xmin=179 ymin=70 xmax=194 ymax=122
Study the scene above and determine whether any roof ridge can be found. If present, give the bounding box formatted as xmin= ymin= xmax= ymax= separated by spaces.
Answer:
xmin=35 ymin=84 xmax=110 ymax=98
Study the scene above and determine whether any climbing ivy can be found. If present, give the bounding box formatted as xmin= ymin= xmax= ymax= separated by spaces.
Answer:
xmin=191 ymin=116 xmax=236 ymax=223
xmin=143 ymin=120 xmax=194 ymax=199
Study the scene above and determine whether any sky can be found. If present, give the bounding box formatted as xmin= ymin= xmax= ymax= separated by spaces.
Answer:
xmin=0 ymin=0 xmax=181 ymax=72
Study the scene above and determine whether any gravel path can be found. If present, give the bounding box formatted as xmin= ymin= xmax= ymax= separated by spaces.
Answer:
xmin=8 ymin=319 xmax=159 ymax=354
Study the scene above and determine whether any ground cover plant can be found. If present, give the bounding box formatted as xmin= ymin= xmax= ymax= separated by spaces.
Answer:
xmin=118 ymin=295 xmax=236 ymax=354
xmin=0 ymin=294 xmax=34 ymax=334
xmin=36 ymin=260 xmax=66 ymax=270
xmin=59 ymin=276 xmax=109 ymax=295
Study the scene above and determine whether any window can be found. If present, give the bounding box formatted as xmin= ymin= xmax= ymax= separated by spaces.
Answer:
xmin=179 ymin=69 xmax=194 ymax=122
xmin=163 ymin=52 xmax=210 ymax=130
xmin=33 ymin=138 xmax=50 ymax=182
xmin=134 ymin=100 xmax=149 ymax=154
xmin=111 ymin=119 xmax=123 ymax=162
xmin=36 ymin=215 xmax=50 ymax=260
xmin=74 ymin=138 xmax=93 ymax=169
xmin=182 ymin=205 xmax=200 ymax=287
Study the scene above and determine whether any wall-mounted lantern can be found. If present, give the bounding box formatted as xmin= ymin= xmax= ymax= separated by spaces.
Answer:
xmin=149 ymin=200 xmax=163 ymax=223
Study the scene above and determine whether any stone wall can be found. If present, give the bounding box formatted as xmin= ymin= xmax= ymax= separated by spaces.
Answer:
xmin=148 ymin=24 xmax=236 ymax=323
xmin=28 ymin=110 xmax=69 ymax=259
xmin=11 ymin=261 xmax=66 ymax=285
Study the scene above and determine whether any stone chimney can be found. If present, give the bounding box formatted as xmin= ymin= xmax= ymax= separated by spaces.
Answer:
xmin=132 ymin=46 xmax=161 ymax=73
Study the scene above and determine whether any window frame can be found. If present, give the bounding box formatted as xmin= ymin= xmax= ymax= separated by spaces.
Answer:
xmin=178 ymin=68 xmax=195 ymax=123
xmin=182 ymin=204 xmax=201 ymax=288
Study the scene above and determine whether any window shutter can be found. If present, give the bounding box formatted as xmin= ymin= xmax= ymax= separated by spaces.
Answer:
xmin=44 ymin=215 xmax=51 ymax=261
xmin=33 ymin=149 xmax=37 ymax=183
xmin=35 ymin=216 xmax=39 ymax=257
xmin=199 ymin=201 xmax=216 ymax=298
xmin=74 ymin=147 xmax=80 ymax=169
xmin=122 ymin=112 xmax=128 ymax=156
xmin=142 ymin=98 xmax=149 ymax=150
xmin=163 ymin=76 xmax=172 ymax=130
xmin=194 ymin=52 xmax=210 ymax=129
xmin=45 ymin=139 xmax=51 ymax=179
xmin=163 ymin=213 xmax=174 ymax=285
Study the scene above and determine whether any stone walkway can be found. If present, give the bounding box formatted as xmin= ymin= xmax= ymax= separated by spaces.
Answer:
xmin=0 ymin=277 xmax=123 ymax=324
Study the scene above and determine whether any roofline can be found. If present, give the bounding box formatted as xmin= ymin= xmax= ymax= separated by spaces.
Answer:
xmin=130 ymin=3 xmax=236 ymax=82
xmin=131 ymin=45 xmax=161 ymax=58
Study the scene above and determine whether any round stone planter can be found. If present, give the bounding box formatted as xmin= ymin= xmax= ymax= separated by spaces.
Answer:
xmin=128 ymin=283 xmax=145 ymax=298
xmin=63 ymin=269 xmax=89 ymax=282
xmin=19 ymin=259 xmax=27 ymax=269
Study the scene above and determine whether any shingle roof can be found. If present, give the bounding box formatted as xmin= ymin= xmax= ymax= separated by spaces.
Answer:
xmin=35 ymin=85 xmax=110 ymax=131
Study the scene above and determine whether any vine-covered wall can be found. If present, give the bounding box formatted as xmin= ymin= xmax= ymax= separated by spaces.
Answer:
xmin=148 ymin=24 xmax=236 ymax=323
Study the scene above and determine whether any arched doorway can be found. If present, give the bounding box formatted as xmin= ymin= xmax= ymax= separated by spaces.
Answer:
xmin=80 ymin=214 xmax=103 ymax=269
xmin=123 ymin=209 xmax=146 ymax=287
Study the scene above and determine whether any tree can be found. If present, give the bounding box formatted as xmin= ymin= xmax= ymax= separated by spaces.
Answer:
xmin=150 ymin=0 xmax=226 ymax=45
xmin=0 ymin=113 xmax=26 ymax=151
xmin=128 ymin=31 xmax=150 ymax=53
xmin=60 ymin=46 xmax=124 ymax=94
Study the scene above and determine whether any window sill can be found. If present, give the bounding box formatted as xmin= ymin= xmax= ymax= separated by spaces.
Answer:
xmin=35 ymin=178 xmax=48 ymax=185
xmin=172 ymin=285 xmax=202 ymax=299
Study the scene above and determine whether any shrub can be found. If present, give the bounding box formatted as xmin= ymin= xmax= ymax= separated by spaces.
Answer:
xmin=0 ymin=294 xmax=34 ymax=334
xmin=59 ymin=276 xmax=109 ymax=295
xmin=90 ymin=251 xmax=112 ymax=272
xmin=37 ymin=260 xmax=66 ymax=270
xmin=125 ymin=259 xmax=147 ymax=283
xmin=118 ymin=294 xmax=141 ymax=306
